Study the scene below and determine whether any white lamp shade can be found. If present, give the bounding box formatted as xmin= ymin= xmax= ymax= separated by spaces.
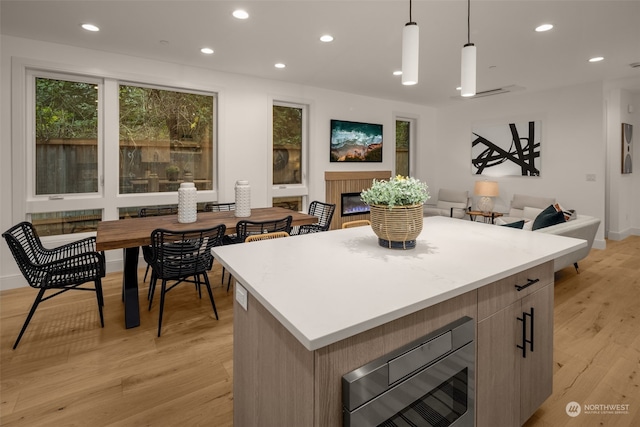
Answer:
xmin=461 ymin=43 xmax=476 ymax=97
xmin=402 ymin=23 xmax=419 ymax=85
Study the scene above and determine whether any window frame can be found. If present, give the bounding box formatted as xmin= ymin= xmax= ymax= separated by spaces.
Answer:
xmin=395 ymin=115 xmax=417 ymax=177
xmin=27 ymin=71 xmax=104 ymax=200
xmin=270 ymin=99 xmax=309 ymax=207
xmin=12 ymin=58 xmax=219 ymax=240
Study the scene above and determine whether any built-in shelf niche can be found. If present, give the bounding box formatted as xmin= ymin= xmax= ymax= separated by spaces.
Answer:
xmin=325 ymin=171 xmax=391 ymax=230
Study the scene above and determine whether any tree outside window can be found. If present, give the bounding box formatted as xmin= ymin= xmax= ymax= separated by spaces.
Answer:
xmin=396 ymin=120 xmax=410 ymax=177
xmin=119 ymin=85 xmax=215 ymax=194
xmin=35 ymin=77 xmax=98 ymax=195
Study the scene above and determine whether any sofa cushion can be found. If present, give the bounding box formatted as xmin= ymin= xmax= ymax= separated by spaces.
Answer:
xmin=532 ymin=205 xmax=566 ymax=230
xmin=523 ymin=206 xmax=544 ymax=221
xmin=509 ymin=194 xmax=556 ymax=218
xmin=501 ymin=220 xmax=525 ymax=229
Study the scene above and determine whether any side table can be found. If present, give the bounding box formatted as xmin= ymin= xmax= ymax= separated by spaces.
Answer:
xmin=468 ymin=210 xmax=503 ymax=224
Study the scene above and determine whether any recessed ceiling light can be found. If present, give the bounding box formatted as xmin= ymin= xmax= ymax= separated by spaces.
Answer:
xmin=535 ymin=24 xmax=553 ymax=32
xmin=589 ymin=56 xmax=604 ymax=62
xmin=275 ymin=63 xmax=286 ymax=69
xmin=81 ymin=23 xmax=100 ymax=32
xmin=320 ymin=35 xmax=334 ymax=43
xmin=456 ymin=87 xmax=462 ymax=91
xmin=393 ymin=70 xmax=403 ymax=76
xmin=233 ymin=9 xmax=249 ymax=19
xmin=200 ymin=47 xmax=214 ymax=55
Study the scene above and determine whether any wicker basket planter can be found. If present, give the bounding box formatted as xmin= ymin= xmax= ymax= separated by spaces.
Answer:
xmin=369 ymin=204 xmax=423 ymax=249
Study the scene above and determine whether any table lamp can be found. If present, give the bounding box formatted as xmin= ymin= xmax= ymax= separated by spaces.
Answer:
xmin=474 ymin=181 xmax=499 ymax=213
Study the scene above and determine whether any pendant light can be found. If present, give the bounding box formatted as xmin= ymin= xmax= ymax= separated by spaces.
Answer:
xmin=402 ymin=0 xmax=419 ymax=86
xmin=461 ymin=0 xmax=476 ymax=97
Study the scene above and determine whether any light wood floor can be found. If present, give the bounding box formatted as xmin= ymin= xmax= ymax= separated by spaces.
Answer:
xmin=1 ymin=237 xmax=639 ymax=426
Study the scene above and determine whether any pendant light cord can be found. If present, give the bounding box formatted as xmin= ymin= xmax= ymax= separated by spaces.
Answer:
xmin=467 ymin=0 xmax=471 ymax=44
xmin=409 ymin=0 xmax=413 ymax=23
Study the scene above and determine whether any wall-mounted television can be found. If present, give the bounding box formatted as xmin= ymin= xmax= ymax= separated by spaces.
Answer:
xmin=341 ymin=192 xmax=370 ymax=217
xmin=330 ymin=119 xmax=383 ymax=162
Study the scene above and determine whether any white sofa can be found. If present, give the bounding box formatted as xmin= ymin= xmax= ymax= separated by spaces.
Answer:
xmin=423 ymin=189 xmax=469 ymax=219
xmin=498 ymin=194 xmax=601 ymax=273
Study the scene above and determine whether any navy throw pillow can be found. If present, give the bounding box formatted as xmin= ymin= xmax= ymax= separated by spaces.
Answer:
xmin=502 ymin=220 xmax=525 ymax=229
xmin=532 ymin=205 xmax=566 ymax=230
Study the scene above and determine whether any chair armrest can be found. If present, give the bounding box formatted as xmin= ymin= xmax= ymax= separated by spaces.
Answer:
xmin=43 ymin=236 xmax=97 ymax=258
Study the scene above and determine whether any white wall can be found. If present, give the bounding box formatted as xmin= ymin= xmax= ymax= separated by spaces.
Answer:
xmin=430 ymin=82 xmax=608 ymax=248
xmin=0 ymin=35 xmax=436 ymax=289
xmin=605 ymin=78 xmax=640 ymax=240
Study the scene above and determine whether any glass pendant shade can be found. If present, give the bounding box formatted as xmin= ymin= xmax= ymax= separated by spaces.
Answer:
xmin=402 ymin=23 xmax=419 ymax=86
xmin=461 ymin=43 xmax=476 ymax=97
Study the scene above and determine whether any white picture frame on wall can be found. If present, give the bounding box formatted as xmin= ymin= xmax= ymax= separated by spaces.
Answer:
xmin=471 ymin=120 xmax=541 ymax=177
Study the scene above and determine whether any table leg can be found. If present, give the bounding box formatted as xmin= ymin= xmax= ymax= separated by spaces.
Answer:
xmin=122 ymin=247 xmax=141 ymax=328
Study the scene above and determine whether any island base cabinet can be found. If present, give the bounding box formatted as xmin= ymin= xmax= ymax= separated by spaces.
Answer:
xmin=477 ymin=282 xmax=554 ymax=427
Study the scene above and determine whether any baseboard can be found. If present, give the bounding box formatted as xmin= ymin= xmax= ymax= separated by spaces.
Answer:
xmin=0 ymin=274 xmax=28 ymax=291
xmin=592 ymin=238 xmax=607 ymax=250
xmin=608 ymin=227 xmax=640 ymax=241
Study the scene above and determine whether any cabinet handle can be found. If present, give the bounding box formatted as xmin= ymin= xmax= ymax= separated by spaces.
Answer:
xmin=515 ymin=278 xmax=539 ymax=292
xmin=517 ymin=308 xmax=534 ymax=358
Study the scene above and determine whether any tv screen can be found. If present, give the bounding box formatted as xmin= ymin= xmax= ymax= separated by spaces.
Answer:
xmin=330 ymin=119 xmax=383 ymax=162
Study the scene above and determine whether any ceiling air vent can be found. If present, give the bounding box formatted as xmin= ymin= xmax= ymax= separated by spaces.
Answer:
xmin=451 ymin=85 xmax=525 ymax=100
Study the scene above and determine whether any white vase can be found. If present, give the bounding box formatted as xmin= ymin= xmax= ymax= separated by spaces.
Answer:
xmin=235 ymin=180 xmax=251 ymax=217
xmin=178 ymin=182 xmax=198 ymax=223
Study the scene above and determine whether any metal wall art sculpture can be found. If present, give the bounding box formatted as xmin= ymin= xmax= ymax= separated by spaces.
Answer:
xmin=471 ymin=120 xmax=541 ymax=177
xmin=622 ymin=123 xmax=633 ymax=174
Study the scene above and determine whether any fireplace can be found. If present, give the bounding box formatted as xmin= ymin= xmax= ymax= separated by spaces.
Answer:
xmin=341 ymin=192 xmax=370 ymax=217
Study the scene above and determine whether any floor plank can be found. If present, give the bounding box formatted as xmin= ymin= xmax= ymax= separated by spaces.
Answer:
xmin=1 ymin=237 xmax=639 ymax=426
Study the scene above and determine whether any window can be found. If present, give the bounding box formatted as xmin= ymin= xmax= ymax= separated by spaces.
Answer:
xmin=272 ymin=101 xmax=308 ymax=209
xmin=35 ymin=77 xmax=99 ymax=195
xmin=396 ymin=119 xmax=411 ymax=177
xmin=22 ymin=66 xmax=218 ymax=237
xmin=119 ymin=85 xmax=215 ymax=194
xmin=273 ymin=104 xmax=303 ymax=185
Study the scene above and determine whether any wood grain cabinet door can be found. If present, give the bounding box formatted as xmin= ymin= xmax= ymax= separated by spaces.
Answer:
xmin=477 ymin=301 xmax=521 ymax=427
xmin=519 ymin=283 xmax=554 ymax=425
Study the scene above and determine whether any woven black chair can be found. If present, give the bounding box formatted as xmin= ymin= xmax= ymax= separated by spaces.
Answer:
xmin=234 ymin=215 xmax=293 ymax=243
xmin=2 ymin=222 xmax=106 ymax=349
xmin=146 ymin=224 xmax=226 ymax=337
xmin=138 ymin=206 xmax=179 ymax=284
xmin=225 ymin=216 xmax=293 ymax=291
xmin=203 ymin=202 xmax=236 ymax=212
xmin=202 ymin=202 xmax=237 ymax=284
xmin=290 ymin=201 xmax=335 ymax=235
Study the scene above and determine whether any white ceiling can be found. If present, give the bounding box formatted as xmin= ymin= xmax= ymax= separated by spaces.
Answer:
xmin=2 ymin=0 xmax=639 ymax=106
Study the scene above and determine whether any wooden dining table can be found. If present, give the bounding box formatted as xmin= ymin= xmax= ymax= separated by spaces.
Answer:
xmin=96 ymin=207 xmax=318 ymax=329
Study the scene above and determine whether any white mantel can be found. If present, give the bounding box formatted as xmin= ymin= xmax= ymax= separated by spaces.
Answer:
xmin=212 ymin=216 xmax=586 ymax=351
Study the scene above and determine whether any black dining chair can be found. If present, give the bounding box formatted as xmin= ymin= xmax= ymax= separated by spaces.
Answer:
xmin=224 ymin=216 xmax=293 ymax=291
xmin=2 ymin=221 xmax=106 ymax=349
xmin=203 ymin=202 xmax=236 ymax=212
xmin=138 ymin=206 xmax=179 ymax=284
xmin=290 ymin=201 xmax=336 ymax=235
xmin=202 ymin=202 xmax=237 ymax=284
xmin=146 ymin=224 xmax=226 ymax=337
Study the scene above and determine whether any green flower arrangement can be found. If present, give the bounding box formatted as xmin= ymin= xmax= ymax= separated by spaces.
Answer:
xmin=360 ymin=175 xmax=430 ymax=209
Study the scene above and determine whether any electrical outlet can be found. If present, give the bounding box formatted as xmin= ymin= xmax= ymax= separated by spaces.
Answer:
xmin=235 ymin=283 xmax=248 ymax=310
xmin=586 ymin=174 xmax=596 ymax=182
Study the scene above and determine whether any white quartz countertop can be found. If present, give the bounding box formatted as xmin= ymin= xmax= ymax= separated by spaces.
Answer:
xmin=212 ymin=216 xmax=586 ymax=351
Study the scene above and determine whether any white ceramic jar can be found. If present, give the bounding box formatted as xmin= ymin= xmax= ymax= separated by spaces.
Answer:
xmin=178 ymin=182 xmax=198 ymax=223
xmin=235 ymin=180 xmax=251 ymax=217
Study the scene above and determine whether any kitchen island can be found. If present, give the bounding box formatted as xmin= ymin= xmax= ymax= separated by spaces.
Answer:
xmin=212 ymin=216 xmax=586 ymax=426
